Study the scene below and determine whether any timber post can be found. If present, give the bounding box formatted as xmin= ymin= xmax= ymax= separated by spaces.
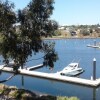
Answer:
xmin=93 ymin=58 xmax=96 ymax=80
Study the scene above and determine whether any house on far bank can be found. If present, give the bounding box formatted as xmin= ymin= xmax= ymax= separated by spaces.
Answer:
xmin=58 ymin=26 xmax=78 ymax=37
xmin=58 ymin=26 xmax=65 ymax=30
xmin=70 ymin=31 xmax=76 ymax=36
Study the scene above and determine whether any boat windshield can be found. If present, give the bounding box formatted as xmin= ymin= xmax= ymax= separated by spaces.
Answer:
xmin=69 ymin=64 xmax=77 ymax=68
xmin=69 ymin=65 xmax=74 ymax=67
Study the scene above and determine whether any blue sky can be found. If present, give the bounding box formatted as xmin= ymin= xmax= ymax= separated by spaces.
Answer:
xmin=9 ymin=0 xmax=100 ymax=25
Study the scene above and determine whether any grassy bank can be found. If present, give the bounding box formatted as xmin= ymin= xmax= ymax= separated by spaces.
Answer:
xmin=0 ymin=84 xmax=79 ymax=100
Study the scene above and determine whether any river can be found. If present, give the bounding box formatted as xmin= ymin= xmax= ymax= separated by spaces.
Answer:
xmin=0 ymin=38 xmax=100 ymax=100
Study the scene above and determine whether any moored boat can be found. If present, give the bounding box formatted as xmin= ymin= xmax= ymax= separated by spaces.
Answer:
xmin=60 ymin=63 xmax=84 ymax=76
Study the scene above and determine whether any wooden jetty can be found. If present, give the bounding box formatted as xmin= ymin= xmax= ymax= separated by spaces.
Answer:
xmin=1 ymin=66 xmax=100 ymax=87
xmin=27 ymin=64 xmax=43 ymax=71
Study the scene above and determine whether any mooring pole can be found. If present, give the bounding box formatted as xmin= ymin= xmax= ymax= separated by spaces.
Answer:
xmin=93 ymin=58 xmax=96 ymax=80
xmin=94 ymin=40 xmax=96 ymax=46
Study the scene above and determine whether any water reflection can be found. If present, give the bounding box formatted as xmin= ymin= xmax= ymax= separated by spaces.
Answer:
xmin=93 ymin=88 xmax=96 ymax=100
xmin=19 ymin=74 xmax=98 ymax=100
xmin=21 ymin=75 xmax=24 ymax=88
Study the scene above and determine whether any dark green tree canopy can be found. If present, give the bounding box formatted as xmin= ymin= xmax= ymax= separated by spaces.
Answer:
xmin=0 ymin=0 xmax=58 ymax=68
xmin=0 ymin=0 xmax=16 ymax=60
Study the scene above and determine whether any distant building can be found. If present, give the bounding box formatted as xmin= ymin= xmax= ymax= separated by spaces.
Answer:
xmin=58 ymin=26 xmax=65 ymax=30
xmin=71 ymin=31 xmax=76 ymax=36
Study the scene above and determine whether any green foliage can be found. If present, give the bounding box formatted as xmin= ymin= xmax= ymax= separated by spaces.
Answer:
xmin=53 ymin=30 xmax=61 ymax=36
xmin=0 ymin=0 xmax=16 ymax=60
xmin=95 ymin=28 xmax=100 ymax=33
xmin=80 ymin=29 xmax=90 ymax=36
xmin=89 ymin=28 xmax=93 ymax=33
xmin=9 ymin=90 xmax=19 ymax=98
xmin=0 ymin=89 xmax=4 ymax=94
xmin=57 ymin=96 xmax=79 ymax=100
xmin=0 ymin=0 xmax=58 ymax=69
xmin=0 ymin=0 xmax=16 ymax=32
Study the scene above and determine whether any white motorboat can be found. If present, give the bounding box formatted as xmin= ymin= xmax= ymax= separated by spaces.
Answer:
xmin=60 ymin=63 xmax=84 ymax=76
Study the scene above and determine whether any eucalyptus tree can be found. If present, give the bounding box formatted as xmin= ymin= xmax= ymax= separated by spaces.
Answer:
xmin=0 ymin=0 xmax=58 ymax=70
xmin=0 ymin=0 xmax=16 ymax=62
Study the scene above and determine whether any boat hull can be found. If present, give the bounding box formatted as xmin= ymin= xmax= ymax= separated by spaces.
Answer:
xmin=60 ymin=69 xmax=84 ymax=77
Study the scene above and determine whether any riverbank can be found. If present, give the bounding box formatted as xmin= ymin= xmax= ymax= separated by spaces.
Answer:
xmin=0 ymin=83 xmax=54 ymax=100
xmin=0 ymin=84 xmax=79 ymax=100
xmin=43 ymin=36 xmax=100 ymax=40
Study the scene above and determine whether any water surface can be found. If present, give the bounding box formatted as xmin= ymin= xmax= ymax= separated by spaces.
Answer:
xmin=0 ymin=38 xmax=100 ymax=100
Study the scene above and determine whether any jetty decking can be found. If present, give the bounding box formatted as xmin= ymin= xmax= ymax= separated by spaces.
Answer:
xmin=1 ymin=66 xmax=100 ymax=87
xmin=27 ymin=64 xmax=43 ymax=70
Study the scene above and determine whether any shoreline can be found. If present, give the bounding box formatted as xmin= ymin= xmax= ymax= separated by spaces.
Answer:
xmin=0 ymin=83 xmax=55 ymax=100
xmin=43 ymin=36 xmax=100 ymax=40
xmin=0 ymin=84 xmax=79 ymax=100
